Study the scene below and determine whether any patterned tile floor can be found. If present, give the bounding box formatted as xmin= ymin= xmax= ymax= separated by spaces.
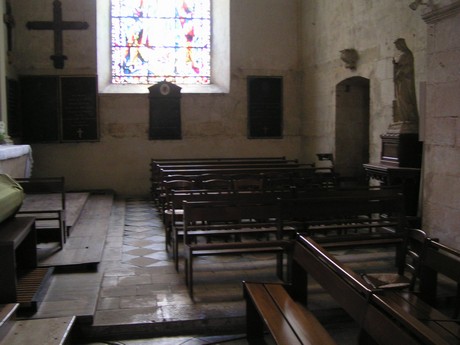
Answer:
xmin=73 ymin=197 xmax=370 ymax=344
xmin=78 ymin=197 xmax=282 ymax=343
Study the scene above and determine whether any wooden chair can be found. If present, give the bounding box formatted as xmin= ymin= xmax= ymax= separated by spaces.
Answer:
xmin=15 ymin=177 xmax=66 ymax=250
xmin=360 ymin=228 xmax=427 ymax=290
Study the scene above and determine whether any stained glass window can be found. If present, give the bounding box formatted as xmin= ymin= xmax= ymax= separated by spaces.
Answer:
xmin=111 ymin=0 xmax=211 ymax=85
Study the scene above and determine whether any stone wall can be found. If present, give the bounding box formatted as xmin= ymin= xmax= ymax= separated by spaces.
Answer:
xmin=422 ymin=1 xmax=460 ymax=245
xmin=8 ymin=0 xmax=302 ymax=195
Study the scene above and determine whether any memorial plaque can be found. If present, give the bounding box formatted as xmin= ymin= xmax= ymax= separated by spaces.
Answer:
xmin=247 ymin=76 xmax=283 ymax=139
xmin=148 ymin=81 xmax=182 ymax=140
xmin=61 ymin=77 xmax=98 ymax=141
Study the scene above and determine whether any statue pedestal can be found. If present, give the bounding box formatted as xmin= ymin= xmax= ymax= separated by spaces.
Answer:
xmin=380 ymin=122 xmax=422 ymax=168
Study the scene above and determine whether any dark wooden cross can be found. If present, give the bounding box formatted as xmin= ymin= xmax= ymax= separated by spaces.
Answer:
xmin=3 ymin=1 xmax=15 ymax=54
xmin=26 ymin=0 xmax=89 ymax=69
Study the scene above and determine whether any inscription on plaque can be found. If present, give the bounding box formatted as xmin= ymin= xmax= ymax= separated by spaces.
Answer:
xmin=61 ymin=77 xmax=98 ymax=141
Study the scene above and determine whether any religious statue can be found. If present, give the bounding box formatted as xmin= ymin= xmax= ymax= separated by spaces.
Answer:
xmin=392 ymin=38 xmax=419 ymax=125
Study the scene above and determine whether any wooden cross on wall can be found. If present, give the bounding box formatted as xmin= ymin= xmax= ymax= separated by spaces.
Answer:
xmin=26 ymin=0 xmax=89 ymax=69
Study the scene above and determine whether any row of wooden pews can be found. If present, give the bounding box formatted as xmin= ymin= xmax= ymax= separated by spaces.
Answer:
xmin=162 ymin=185 xmax=407 ymax=299
xmin=150 ymin=156 xmax=337 ymax=202
xmin=245 ymin=233 xmax=460 ymax=345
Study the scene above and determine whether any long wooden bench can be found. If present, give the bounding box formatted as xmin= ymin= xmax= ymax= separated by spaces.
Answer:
xmin=167 ymin=189 xmax=295 ymax=271
xmin=278 ymin=187 xmax=406 ymax=238
xmin=182 ymin=199 xmax=293 ymax=300
xmin=244 ymin=282 xmax=337 ymax=345
xmin=290 ymin=235 xmax=457 ymax=344
xmin=150 ymin=156 xmax=298 ymax=199
xmin=0 ymin=303 xmax=75 ymax=345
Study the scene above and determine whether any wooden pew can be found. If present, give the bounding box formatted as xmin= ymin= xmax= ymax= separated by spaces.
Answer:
xmin=154 ymin=165 xmax=333 ymax=202
xmin=0 ymin=303 xmax=75 ymax=345
xmin=182 ymin=199 xmax=293 ymax=300
xmin=243 ymin=282 xmax=337 ymax=345
xmin=15 ymin=177 xmax=66 ymax=250
xmin=419 ymin=239 xmax=460 ymax=318
xmin=278 ymin=187 xmax=407 ymax=238
xmin=150 ymin=156 xmax=296 ymax=199
xmin=291 ymin=235 xmax=455 ymax=345
xmin=167 ymin=189 xmax=295 ymax=271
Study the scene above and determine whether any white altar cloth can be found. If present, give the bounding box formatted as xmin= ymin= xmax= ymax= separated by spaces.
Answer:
xmin=0 ymin=145 xmax=33 ymax=178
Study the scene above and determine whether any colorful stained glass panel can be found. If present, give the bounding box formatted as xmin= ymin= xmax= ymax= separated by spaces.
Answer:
xmin=111 ymin=0 xmax=211 ymax=85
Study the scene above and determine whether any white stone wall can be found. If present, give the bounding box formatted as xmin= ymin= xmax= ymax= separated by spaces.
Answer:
xmin=299 ymin=0 xmax=427 ymax=163
xmin=422 ymin=2 xmax=460 ymax=245
xmin=9 ymin=0 xmax=302 ymax=195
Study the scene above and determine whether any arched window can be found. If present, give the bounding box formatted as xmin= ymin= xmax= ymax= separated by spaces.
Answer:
xmin=97 ymin=0 xmax=229 ymax=94
xmin=111 ymin=1 xmax=211 ymax=85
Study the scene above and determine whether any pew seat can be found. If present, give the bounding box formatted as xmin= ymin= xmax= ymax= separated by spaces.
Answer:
xmin=244 ymin=282 xmax=337 ymax=345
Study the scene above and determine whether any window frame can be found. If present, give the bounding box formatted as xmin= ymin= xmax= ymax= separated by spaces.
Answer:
xmin=97 ymin=0 xmax=229 ymax=94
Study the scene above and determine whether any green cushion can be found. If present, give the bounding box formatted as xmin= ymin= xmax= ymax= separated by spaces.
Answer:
xmin=0 ymin=174 xmax=24 ymax=223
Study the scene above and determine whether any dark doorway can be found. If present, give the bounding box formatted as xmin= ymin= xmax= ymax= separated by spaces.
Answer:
xmin=335 ymin=77 xmax=370 ymax=184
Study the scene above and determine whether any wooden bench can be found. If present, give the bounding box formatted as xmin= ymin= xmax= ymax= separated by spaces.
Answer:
xmin=419 ymin=239 xmax=460 ymax=318
xmin=0 ymin=303 xmax=75 ymax=345
xmin=278 ymin=187 xmax=406 ymax=239
xmin=16 ymin=177 xmax=66 ymax=250
xmin=292 ymin=235 xmax=457 ymax=345
xmin=168 ymin=189 xmax=295 ymax=271
xmin=182 ymin=199 xmax=293 ymax=299
xmin=244 ymin=282 xmax=337 ymax=345
xmin=150 ymin=156 xmax=297 ymax=199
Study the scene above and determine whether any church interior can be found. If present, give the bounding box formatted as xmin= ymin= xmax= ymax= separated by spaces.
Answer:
xmin=0 ymin=0 xmax=460 ymax=344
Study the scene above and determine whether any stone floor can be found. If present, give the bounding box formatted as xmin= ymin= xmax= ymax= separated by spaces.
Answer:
xmin=31 ymin=195 xmax=401 ymax=344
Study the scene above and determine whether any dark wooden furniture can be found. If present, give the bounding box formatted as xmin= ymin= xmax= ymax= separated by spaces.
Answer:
xmin=360 ymin=228 xmax=427 ymax=291
xmin=292 ymin=235 xmax=457 ymax=345
xmin=168 ymin=189 xmax=295 ymax=271
xmin=182 ymin=199 xmax=293 ymax=299
xmin=16 ymin=177 xmax=66 ymax=249
xmin=0 ymin=217 xmax=52 ymax=312
xmin=363 ymin=163 xmax=421 ymax=217
xmin=243 ymin=282 xmax=337 ymax=345
xmin=278 ymin=187 xmax=407 ymax=238
xmin=419 ymin=239 xmax=460 ymax=318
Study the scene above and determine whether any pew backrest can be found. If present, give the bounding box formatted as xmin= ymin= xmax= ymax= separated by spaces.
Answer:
xmin=279 ymin=188 xmax=406 ymax=235
xmin=293 ymin=235 xmax=451 ymax=345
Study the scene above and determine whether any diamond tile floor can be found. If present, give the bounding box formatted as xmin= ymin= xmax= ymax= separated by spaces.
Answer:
xmin=85 ymin=197 xmax=297 ymax=343
xmin=37 ymin=196 xmax=388 ymax=344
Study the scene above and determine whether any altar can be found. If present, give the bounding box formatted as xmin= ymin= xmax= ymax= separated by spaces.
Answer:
xmin=0 ymin=145 xmax=33 ymax=178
